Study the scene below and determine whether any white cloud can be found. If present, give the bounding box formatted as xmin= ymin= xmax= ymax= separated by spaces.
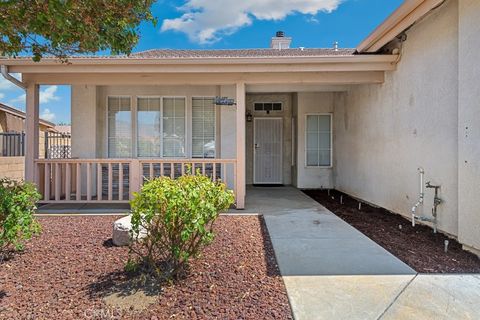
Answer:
xmin=40 ymin=85 xmax=60 ymax=104
xmin=40 ymin=108 xmax=56 ymax=122
xmin=9 ymin=94 xmax=25 ymax=104
xmin=0 ymin=93 xmax=4 ymax=100
xmin=161 ymin=0 xmax=343 ymax=44
xmin=8 ymin=85 xmax=60 ymax=105
xmin=307 ymin=16 xmax=320 ymax=24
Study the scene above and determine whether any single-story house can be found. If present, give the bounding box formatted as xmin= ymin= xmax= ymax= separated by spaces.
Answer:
xmin=0 ymin=0 xmax=479 ymax=255
xmin=0 ymin=102 xmax=57 ymax=179
xmin=0 ymin=102 xmax=56 ymax=135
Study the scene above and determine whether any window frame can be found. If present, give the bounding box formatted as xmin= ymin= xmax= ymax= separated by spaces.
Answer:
xmin=106 ymin=95 xmax=224 ymax=160
xmin=161 ymin=96 xmax=188 ymax=159
xmin=136 ymin=95 xmax=162 ymax=158
xmin=191 ymin=96 xmax=217 ymax=159
xmin=106 ymin=95 xmax=133 ymax=159
xmin=253 ymin=101 xmax=283 ymax=112
xmin=304 ymin=113 xmax=333 ymax=168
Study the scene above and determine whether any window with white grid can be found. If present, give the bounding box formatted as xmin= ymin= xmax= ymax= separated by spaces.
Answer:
xmin=305 ymin=114 xmax=332 ymax=167
xmin=107 ymin=96 xmax=132 ymax=158
xmin=162 ymin=97 xmax=186 ymax=157
xmin=192 ymin=97 xmax=215 ymax=158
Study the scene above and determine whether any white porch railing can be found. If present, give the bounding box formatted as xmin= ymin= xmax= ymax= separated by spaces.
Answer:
xmin=34 ymin=158 xmax=237 ymax=204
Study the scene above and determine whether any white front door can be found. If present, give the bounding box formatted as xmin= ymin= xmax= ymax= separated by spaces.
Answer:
xmin=254 ymin=118 xmax=283 ymax=184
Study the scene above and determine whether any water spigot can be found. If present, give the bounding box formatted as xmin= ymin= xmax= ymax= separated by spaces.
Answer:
xmin=426 ymin=181 xmax=440 ymax=189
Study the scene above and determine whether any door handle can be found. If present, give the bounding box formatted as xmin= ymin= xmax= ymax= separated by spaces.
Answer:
xmin=254 ymin=143 xmax=260 ymax=149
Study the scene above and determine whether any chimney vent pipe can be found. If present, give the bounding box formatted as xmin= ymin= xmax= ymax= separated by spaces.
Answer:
xmin=270 ymin=31 xmax=292 ymax=50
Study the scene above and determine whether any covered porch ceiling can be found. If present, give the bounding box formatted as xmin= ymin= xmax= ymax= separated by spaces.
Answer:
xmin=21 ymin=72 xmax=387 ymax=86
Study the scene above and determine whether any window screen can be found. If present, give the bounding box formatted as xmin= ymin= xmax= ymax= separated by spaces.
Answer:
xmin=108 ymin=97 xmax=132 ymax=158
xmin=137 ymin=97 xmax=161 ymax=157
xmin=306 ymin=114 xmax=331 ymax=166
xmin=192 ymin=97 xmax=215 ymax=158
xmin=162 ymin=97 xmax=186 ymax=157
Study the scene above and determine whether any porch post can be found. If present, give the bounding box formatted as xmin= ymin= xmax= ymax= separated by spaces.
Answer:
xmin=25 ymin=83 xmax=40 ymax=182
xmin=129 ymin=159 xmax=141 ymax=199
xmin=235 ymin=82 xmax=246 ymax=209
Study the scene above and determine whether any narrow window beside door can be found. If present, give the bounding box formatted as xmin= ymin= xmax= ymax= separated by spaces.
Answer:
xmin=305 ymin=114 xmax=332 ymax=167
xmin=192 ymin=97 xmax=215 ymax=158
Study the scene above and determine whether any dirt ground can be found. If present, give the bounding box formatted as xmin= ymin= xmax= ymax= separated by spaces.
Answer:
xmin=303 ymin=189 xmax=480 ymax=273
xmin=0 ymin=215 xmax=292 ymax=320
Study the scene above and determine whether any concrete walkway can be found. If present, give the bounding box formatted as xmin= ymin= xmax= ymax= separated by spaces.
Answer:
xmin=237 ymin=186 xmax=480 ymax=320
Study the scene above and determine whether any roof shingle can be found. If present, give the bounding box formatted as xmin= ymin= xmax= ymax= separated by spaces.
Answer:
xmin=129 ymin=48 xmax=356 ymax=59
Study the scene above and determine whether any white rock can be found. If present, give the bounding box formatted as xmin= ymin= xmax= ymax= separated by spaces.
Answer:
xmin=112 ymin=215 xmax=147 ymax=246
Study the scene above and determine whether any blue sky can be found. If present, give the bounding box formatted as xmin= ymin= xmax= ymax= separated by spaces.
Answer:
xmin=0 ymin=0 xmax=403 ymax=124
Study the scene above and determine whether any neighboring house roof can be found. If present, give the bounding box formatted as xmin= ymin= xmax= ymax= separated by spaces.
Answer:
xmin=0 ymin=102 xmax=56 ymax=130
xmin=357 ymin=0 xmax=446 ymax=53
xmin=55 ymin=125 xmax=71 ymax=134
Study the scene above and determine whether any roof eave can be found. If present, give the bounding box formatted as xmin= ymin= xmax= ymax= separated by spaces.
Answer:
xmin=356 ymin=0 xmax=445 ymax=53
xmin=0 ymin=54 xmax=396 ymax=66
xmin=1 ymin=54 xmax=399 ymax=74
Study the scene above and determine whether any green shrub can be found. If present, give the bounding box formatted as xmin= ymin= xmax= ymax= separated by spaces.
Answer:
xmin=0 ymin=178 xmax=41 ymax=258
xmin=128 ymin=171 xmax=235 ymax=279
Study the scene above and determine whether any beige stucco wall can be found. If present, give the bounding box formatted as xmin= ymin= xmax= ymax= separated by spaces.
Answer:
xmin=71 ymin=85 xmax=98 ymax=194
xmin=334 ymin=0 xmax=460 ymax=236
xmin=458 ymin=0 xmax=480 ymax=252
xmin=72 ymin=85 xmax=97 ymax=159
xmin=219 ymin=85 xmax=236 ymax=158
xmin=294 ymin=92 xmax=335 ymax=189
xmin=219 ymin=85 xmax=237 ymax=189
xmin=0 ymin=156 xmax=25 ymax=180
xmin=246 ymin=93 xmax=293 ymax=185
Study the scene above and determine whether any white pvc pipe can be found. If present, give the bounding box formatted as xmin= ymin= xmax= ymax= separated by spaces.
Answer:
xmin=419 ymin=167 xmax=424 ymax=198
xmin=411 ymin=167 xmax=425 ymax=226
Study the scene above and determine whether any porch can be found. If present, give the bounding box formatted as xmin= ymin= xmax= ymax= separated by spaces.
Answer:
xmin=5 ymin=51 xmax=396 ymax=210
xmin=27 ymin=86 xmax=348 ymax=210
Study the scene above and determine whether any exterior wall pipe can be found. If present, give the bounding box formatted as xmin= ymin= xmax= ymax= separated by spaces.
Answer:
xmin=411 ymin=167 xmax=425 ymax=226
xmin=1 ymin=65 xmax=26 ymax=90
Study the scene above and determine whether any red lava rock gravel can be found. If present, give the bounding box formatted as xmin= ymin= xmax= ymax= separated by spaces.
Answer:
xmin=0 ymin=215 xmax=292 ymax=319
xmin=303 ymin=189 xmax=480 ymax=273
